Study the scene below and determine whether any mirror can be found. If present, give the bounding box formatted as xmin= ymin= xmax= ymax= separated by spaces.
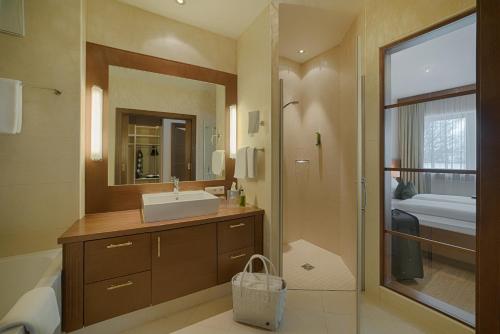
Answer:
xmin=108 ymin=66 xmax=226 ymax=185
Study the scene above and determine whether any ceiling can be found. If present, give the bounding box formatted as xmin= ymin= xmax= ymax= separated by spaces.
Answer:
xmin=279 ymin=1 xmax=363 ymax=63
xmin=117 ymin=0 xmax=269 ymax=39
xmin=389 ymin=17 xmax=476 ymax=103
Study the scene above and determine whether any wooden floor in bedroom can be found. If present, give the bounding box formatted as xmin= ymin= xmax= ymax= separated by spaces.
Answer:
xmin=399 ymin=256 xmax=475 ymax=315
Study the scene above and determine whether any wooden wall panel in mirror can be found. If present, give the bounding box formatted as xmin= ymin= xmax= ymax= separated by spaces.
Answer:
xmin=86 ymin=43 xmax=236 ymax=213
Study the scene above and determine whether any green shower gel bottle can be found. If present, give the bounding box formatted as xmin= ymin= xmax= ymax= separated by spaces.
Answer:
xmin=239 ymin=188 xmax=246 ymax=207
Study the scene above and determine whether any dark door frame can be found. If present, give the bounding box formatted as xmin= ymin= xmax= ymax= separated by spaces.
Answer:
xmin=477 ymin=0 xmax=500 ymax=332
xmin=378 ymin=8 xmax=477 ymax=327
xmin=170 ymin=121 xmax=195 ymax=181
xmin=377 ymin=3 xmax=500 ymax=331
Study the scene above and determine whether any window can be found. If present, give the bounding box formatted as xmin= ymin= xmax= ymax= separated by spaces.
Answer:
xmin=423 ymin=109 xmax=476 ymax=170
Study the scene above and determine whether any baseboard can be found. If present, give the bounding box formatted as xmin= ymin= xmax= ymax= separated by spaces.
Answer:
xmin=69 ymin=283 xmax=231 ymax=334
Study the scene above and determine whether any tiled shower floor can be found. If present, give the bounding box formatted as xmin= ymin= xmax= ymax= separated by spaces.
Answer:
xmin=283 ymin=239 xmax=355 ymax=291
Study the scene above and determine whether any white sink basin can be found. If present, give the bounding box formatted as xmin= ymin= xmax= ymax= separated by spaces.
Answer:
xmin=142 ymin=190 xmax=220 ymax=223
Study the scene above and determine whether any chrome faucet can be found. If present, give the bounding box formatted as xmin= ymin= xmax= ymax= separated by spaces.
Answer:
xmin=172 ymin=176 xmax=180 ymax=195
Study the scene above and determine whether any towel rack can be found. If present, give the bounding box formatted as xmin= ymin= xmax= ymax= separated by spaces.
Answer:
xmin=255 ymin=147 xmax=265 ymax=152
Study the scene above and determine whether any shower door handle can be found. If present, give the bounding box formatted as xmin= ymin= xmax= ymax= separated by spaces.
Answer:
xmin=361 ymin=177 xmax=367 ymax=212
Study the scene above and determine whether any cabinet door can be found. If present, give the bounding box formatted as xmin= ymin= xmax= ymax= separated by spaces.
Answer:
xmin=151 ymin=224 xmax=217 ymax=304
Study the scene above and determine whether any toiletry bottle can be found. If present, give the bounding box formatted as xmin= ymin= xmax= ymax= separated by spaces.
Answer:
xmin=239 ymin=188 xmax=246 ymax=207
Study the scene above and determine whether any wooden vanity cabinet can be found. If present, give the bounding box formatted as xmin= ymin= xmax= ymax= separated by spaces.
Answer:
xmin=59 ymin=206 xmax=264 ymax=332
xmin=151 ymin=224 xmax=217 ymax=304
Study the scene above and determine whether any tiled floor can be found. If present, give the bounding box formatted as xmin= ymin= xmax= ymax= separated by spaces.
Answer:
xmin=283 ymin=240 xmax=356 ymax=291
xmin=359 ymin=298 xmax=427 ymax=334
xmin=120 ymin=291 xmax=431 ymax=334
xmin=122 ymin=290 xmax=356 ymax=334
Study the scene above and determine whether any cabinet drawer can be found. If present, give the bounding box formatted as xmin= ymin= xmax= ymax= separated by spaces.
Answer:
xmin=85 ymin=234 xmax=150 ymax=283
xmin=218 ymin=247 xmax=253 ymax=284
xmin=84 ymin=271 xmax=151 ymax=325
xmin=217 ymin=217 xmax=254 ymax=254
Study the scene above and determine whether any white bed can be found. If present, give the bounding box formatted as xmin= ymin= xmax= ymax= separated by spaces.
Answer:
xmin=392 ymin=194 xmax=476 ymax=236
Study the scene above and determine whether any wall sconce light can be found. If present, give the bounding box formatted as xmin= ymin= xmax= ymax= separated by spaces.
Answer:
xmin=229 ymin=104 xmax=237 ymax=158
xmin=90 ymin=85 xmax=103 ymax=161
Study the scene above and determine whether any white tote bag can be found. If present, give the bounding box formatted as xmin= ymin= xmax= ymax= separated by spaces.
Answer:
xmin=232 ymin=254 xmax=287 ymax=330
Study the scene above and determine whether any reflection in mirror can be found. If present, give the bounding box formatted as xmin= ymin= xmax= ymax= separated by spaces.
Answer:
xmin=108 ymin=66 xmax=226 ymax=185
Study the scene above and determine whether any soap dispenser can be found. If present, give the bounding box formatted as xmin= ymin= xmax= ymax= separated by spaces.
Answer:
xmin=227 ymin=182 xmax=240 ymax=207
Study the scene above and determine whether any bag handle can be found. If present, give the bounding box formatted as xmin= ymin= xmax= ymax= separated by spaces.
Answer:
xmin=239 ymin=255 xmax=277 ymax=298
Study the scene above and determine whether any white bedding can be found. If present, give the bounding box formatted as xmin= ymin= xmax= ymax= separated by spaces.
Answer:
xmin=412 ymin=194 xmax=476 ymax=206
xmin=392 ymin=194 xmax=476 ymax=236
xmin=394 ymin=198 xmax=475 ymax=223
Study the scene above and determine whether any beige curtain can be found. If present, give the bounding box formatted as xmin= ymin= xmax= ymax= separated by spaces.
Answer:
xmin=399 ymin=103 xmax=425 ymax=192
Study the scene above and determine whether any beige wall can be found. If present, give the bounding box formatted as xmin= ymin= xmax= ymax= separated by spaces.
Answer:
xmin=279 ymin=17 xmax=361 ymax=275
xmin=363 ymin=0 xmax=475 ymax=333
xmin=107 ymin=66 xmax=221 ymax=183
xmin=86 ymin=0 xmax=237 ymax=74
xmin=236 ymin=6 xmax=275 ymax=261
xmin=0 ymin=0 xmax=83 ymax=257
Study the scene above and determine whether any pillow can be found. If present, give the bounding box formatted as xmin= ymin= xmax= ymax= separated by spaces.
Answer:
xmin=400 ymin=182 xmax=417 ymax=200
xmin=394 ymin=180 xmax=417 ymax=200
xmin=391 ymin=177 xmax=399 ymax=197
xmin=393 ymin=179 xmax=404 ymax=199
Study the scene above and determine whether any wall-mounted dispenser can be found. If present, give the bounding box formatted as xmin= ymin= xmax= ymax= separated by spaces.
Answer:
xmin=248 ymin=110 xmax=260 ymax=134
xmin=0 ymin=0 xmax=25 ymax=37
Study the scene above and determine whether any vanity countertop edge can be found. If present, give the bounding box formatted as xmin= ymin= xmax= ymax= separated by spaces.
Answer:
xmin=58 ymin=200 xmax=264 ymax=244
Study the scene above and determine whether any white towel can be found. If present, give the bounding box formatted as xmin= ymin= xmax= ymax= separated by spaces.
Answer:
xmin=234 ymin=147 xmax=248 ymax=179
xmin=0 ymin=78 xmax=22 ymax=134
xmin=211 ymin=150 xmax=225 ymax=176
xmin=0 ymin=287 xmax=60 ymax=334
xmin=247 ymin=147 xmax=256 ymax=178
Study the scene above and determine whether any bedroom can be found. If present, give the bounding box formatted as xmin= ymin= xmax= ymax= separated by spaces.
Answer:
xmin=382 ymin=12 xmax=477 ymax=326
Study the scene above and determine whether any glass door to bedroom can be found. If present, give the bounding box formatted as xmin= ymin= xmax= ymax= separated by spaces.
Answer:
xmin=380 ymin=11 xmax=477 ymax=327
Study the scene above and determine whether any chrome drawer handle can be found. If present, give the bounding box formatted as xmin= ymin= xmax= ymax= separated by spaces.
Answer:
xmin=107 ymin=281 xmax=133 ymax=290
xmin=106 ymin=241 xmax=133 ymax=249
xmin=229 ymin=223 xmax=245 ymax=229
xmin=230 ymin=253 xmax=247 ymax=260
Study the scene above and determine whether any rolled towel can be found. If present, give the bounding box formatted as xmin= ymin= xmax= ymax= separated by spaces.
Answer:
xmin=0 ymin=287 xmax=60 ymax=334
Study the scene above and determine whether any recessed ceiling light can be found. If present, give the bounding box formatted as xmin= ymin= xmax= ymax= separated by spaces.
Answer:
xmin=175 ymin=0 xmax=186 ymax=5
xmin=298 ymin=49 xmax=305 ymax=54
xmin=424 ymin=66 xmax=431 ymax=73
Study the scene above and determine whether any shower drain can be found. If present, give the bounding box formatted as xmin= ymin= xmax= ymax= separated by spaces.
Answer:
xmin=301 ymin=263 xmax=315 ymax=271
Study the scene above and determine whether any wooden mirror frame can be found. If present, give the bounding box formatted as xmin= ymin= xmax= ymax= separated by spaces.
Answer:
xmin=85 ymin=42 xmax=236 ymax=214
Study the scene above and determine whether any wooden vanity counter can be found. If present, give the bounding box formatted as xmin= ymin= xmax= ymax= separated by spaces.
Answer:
xmin=58 ymin=200 xmax=264 ymax=332
xmin=58 ymin=200 xmax=264 ymax=244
